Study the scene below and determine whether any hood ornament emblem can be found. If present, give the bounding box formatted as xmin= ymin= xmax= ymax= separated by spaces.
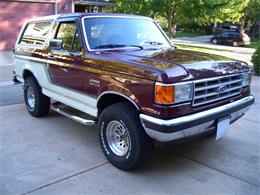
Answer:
xmin=218 ymin=85 xmax=228 ymax=93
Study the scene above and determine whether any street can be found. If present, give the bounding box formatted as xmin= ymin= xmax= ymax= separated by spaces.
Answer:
xmin=0 ymin=48 xmax=260 ymax=194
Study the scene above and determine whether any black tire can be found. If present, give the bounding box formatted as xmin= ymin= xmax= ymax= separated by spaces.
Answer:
xmin=24 ymin=76 xmax=50 ymax=117
xmin=212 ymin=39 xmax=218 ymax=44
xmin=233 ymin=41 xmax=239 ymax=47
xmin=98 ymin=102 xmax=154 ymax=171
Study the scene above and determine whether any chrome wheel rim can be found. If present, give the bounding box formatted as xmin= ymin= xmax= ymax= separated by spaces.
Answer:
xmin=213 ymin=39 xmax=217 ymax=44
xmin=106 ymin=120 xmax=130 ymax=156
xmin=233 ymin=41 xmax=238 ymax=47
xmin=26 ymin=86 xmax=35 ymax=109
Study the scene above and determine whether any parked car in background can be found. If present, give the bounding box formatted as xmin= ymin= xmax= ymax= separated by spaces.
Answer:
xmin=211 ymin=32 xmax=251 ymax=47
xmin=214 ymin=25 xmax=239 ymax=34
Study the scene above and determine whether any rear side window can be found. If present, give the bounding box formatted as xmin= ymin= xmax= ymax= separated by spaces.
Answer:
xmin=20 ymin=21 xmax=52 ymax=45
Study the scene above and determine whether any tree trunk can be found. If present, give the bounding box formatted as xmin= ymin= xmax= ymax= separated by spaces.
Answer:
xmin=240 ymin=0 xmax=252 ymax=34
xmin=167 ymin=0 xmax=177 ymax=39
xmin=168 ymin=14 xmax=174 ymax=39
xmin=203 ymin=24 xmax=213 ymax=35
xmin=240 ymin=15 xmax=246 ymax=34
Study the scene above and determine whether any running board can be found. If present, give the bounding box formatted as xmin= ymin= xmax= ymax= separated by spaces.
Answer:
xmin=50 ymin=102 xmax=96 ymax=126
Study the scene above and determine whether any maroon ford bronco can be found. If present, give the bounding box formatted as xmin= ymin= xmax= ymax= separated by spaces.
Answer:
xmin=13 ymin=13 xmax=254 ymax=170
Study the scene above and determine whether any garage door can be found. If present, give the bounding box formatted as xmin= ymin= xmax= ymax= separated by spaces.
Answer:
xmin=0 ymin=1 xmax=55 ymax=51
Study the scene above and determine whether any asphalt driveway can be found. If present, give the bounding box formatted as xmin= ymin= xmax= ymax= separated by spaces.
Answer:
xmin=0 ymin=52 xmax=260 ymax=194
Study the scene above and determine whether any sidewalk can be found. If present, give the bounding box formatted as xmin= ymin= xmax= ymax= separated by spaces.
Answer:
xmin=0 ymin=51 xmax=14 ymax=82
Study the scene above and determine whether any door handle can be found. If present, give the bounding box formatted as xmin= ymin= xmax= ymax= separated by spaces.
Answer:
xmin=47 ymin=55 xmax=56 ymax=60
xmin=60 ymin=67 xmax=69 ymax=73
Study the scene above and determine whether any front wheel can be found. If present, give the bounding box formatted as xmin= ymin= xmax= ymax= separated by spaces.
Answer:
xmin=98 ymin=102 xmax=154 ymax=171
xmin=233 ymin=41 xmax=239 ymax=47
xmin=212 ymin=39 xmax=218 ymax=44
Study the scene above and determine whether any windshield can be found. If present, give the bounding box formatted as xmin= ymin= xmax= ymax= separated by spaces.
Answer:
xmin=83 ymin=17 xmax=171 ymax=50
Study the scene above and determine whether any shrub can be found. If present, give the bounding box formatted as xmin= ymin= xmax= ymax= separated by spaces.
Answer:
xmin=252 ymin=44 xmax=260 ymax=76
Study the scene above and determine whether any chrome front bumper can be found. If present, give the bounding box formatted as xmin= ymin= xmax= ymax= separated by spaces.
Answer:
xmin=140 ymin=95 xmax=255 ymax=142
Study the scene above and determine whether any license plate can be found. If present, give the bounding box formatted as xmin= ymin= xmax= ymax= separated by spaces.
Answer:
xmin=216 ymin=117 xmax=231 ymax=140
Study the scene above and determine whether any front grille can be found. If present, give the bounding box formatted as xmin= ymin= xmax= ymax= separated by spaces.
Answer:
xmin=193 ymin=74 xmax=243 ymax=106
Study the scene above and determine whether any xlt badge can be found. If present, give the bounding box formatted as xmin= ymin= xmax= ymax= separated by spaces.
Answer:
xmin=89 ymin=79 xmax=100 ymax=87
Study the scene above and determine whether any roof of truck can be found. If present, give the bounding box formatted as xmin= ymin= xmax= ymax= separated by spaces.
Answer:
xmin=27 ymin=13 xmax=152 ymax=22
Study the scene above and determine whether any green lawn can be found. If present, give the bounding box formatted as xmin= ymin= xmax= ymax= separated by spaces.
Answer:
xmin=248 ymin=38 xmax=260 ymax=49
xmin=174 ymin=31 xmax=205 ymax=37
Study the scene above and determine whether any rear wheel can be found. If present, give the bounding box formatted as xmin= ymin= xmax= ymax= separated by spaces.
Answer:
xmin=98 ymin=102 xmax=154 ymax=171
xmin=24 ymin=76 xmax=50 ymax=117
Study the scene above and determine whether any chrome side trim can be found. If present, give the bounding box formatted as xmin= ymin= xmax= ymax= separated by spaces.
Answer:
xmin=140 ymin=95 xmax=254 ymax=142
xmin=51 ymin=103 xmax=96 ymax=126
xmin=97 ymin=91 xmax=140 ymax=111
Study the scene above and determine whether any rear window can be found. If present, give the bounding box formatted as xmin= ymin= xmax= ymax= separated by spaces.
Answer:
xmin=19 ymin=20 xmax=53 ymax=45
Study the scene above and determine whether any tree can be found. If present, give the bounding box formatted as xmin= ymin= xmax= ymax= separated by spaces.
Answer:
xmin=180 ymin=0 xmax=247 ymax=34
xmin=151 ymin=0 xmax=184 ymax=39
xmin=239 ymin=0 xmax=260 ymax=34
xmin=108 ymin=0 xmax=153 ymax=16
xmin=252 ymin=44 xmax=260 ymax=75
xmin=109 ymin=0 xmax=259 ymax=38
xmin=109 ymin=0 xmax=184 ymax=39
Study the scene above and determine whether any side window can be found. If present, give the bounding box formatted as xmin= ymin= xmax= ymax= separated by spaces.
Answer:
xmin=56 ymin=22 xmax=82 ymax=52
xmin=20 ymin=21 xmax=52 ymax=45
xmin=222 ymin=32 xmax=228 ymax=37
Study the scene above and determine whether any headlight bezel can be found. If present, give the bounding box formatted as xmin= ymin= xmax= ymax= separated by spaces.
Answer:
xmin=155 ymin=81 xmax=194 ymax=105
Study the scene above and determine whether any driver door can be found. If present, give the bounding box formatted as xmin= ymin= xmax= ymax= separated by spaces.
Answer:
xmin=47 ymin=18 xmax=84 ymax=92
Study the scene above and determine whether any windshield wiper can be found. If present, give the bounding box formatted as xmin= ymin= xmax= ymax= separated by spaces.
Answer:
xmin=144 ymin=41 xmax=164 ymax=45
xmin=94 ymin=44 xmax=143 ymax=50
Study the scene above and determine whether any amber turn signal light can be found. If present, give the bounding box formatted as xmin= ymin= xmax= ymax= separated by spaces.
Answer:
xmin=249 ymin=73 xmax=252 ymax=85
xmin=155 ymin=85 xmax=174 ymax=104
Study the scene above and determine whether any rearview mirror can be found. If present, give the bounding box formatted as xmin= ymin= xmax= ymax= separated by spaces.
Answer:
xmin=48 ymin=39 xmax=63 ymax=50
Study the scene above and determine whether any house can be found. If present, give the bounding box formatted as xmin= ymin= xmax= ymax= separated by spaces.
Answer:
xmin=0 ymin=0 xmax=114 ymax=51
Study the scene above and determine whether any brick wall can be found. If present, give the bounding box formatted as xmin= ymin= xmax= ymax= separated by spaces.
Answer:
xmin=56 ymin=0 xmax=72 ymax=14
xmin=0 ymin=0 xmax=72 ymax=51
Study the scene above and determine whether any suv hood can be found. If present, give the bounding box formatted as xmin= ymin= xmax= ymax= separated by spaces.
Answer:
xmin=94 ymin=48 xmax=251 ymax=83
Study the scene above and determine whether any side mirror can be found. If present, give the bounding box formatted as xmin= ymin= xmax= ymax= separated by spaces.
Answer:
xmin=48 ymin=39 xmax=63 ymax=50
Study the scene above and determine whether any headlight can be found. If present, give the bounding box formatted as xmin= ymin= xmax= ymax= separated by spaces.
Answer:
xmin=241 ymin=73 xmax=252 ymax=86
xmin=155 ymin=82 xmax=193 ymax=105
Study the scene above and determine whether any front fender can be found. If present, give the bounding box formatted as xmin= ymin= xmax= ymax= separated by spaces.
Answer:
xmin=97 ymin=85 xmax=140 ymax=111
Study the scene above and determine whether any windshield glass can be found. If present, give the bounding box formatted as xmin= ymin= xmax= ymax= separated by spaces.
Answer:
xmin=83 ymin=17 xmax=171 ymax=50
